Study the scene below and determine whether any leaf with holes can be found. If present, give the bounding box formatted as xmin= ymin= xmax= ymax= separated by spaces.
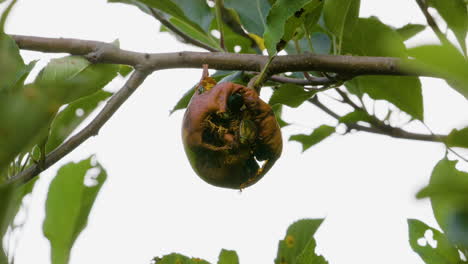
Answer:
xmin=263 ymin=0 xmax=317 ymax=55
xmin=43 ymin=156 xmax=107 ymax=264
xmin=217 ymin=249 xmax=239 ymax=264
xmin=269 ymin=84 xmax=316 ymax=108
xmin=289 ymin=125 xmax=335 ymax=152
xmin=407 ymin=219 xmax=461 ymax=264
xmin=396 ymin=23 xmax=426 ymax=41
xmin=275 ymin=219 xmax=325 ymax=264
xmin=46 ymin=90 xmax=113 ymax=152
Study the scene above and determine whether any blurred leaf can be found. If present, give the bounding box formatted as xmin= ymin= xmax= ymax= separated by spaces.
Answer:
xmin=408 ymin=44 xmax=468 ymax=99
xmin=0 ymin=33 xmax=26 ymax=93
xmin=271 ymin=104 xmax=289 ymax=128
xmin=0 ymin=178 xmax=37 ymax=262
xmin=35 ymin=56 xmax=119 ymax=104
xmin=303 ymin=2 xmax=323 ymax=32
xmin=343 ymin=18 xmax=424 ymax=120
xmin=155 ymin=253 xmax=210 ymax=264
xmin=323 ymin=0 xmax=360 ymax=52
xmin=0 ymin=0 xmax=16 ymax=31
xmin=339 ymin=109 xmax=373 ymax=124
xmin=289 ymin=125 xmax=335 ymax=152
xmin=43 ymin=156 xmax=107 ymax=264
xmin=218 ymin=71 xmax=248 ymax=85
xmin=417 ymin=158 xmax=468 ymax=237
xmin=46 ymin=90 xmax=113 ymax=152
xmin=224 ymin=0 xmax=271 ymax=36
xmin=275 ymin=219 xmax=325 ymax=264
xmin=269 ymin=84 xmax=316 ymax=108
xmin=446 ymin=209 xmax=468 ymax=248
xmin=396 ymin=23 xmax=426 ymax=41
xmin=0 ymin=87 xmax=55 ymax=169
xmin=446 ymin=127 xmax=468 ymax=148
xmin=407 ymin=219 xmax=462 ymax=264
xmin=212 ymin=19 xmax=257 ymax=54
xmin=217 ymin=249 xmax=239 ymax=264
xmin=264 ymin=0 xmax=318 ymax=55
xmin=346 ymin=76 xmax=423 ymax=120
xmin=428 ymin=0 xmax=468 ymax=54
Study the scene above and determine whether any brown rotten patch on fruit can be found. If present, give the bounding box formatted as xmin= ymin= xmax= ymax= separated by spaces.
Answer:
xmin=182 ymin=65 xmax=282 ymax=189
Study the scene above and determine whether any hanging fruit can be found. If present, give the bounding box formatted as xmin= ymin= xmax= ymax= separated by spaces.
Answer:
xmin=181 ymin=65 xmax=282 ymax=189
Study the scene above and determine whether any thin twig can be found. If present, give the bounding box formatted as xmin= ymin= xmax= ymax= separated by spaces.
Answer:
xmin=415 ymin=0 xmax=450 ymax=45
xmin=6 ymin=70 xmax=149 ymax=186
xmin=246 ymin=72 xmax=335 ymax=85
xmin=148 ymin=7 xmax=220 ymax=52
xmin=308 ymin=96 xmax=448 ymax=143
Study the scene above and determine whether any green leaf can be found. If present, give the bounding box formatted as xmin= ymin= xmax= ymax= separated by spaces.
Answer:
xmin=155 ymin=253 xmax=210 ymax=264
xmin=217 ymin=249 xmax=239 ymax=264
xmin=446 ymin=127 xmax=468 ymax=148
xmin=428 ymin=0 xmax=468 ymax=54
xmin=345 ymin=76 xmax=423 ymax=120
xmin=0 ymin=33 xmax=26 ymax=93
xmin=107 ymin=0 xmax=152 ymax=15
xmin=396 ymin=23 xmax=426 ymax=41
xmin=167 ymin=16 xmax=221 ymax=49
xmin=271 ymin=104 xmax=289 ymax=128
xmin=224 ymin=0 xmax=271 ymax=36
xmin=323 ymin=0 xmax=360 ymax=53
xmin=408 ymin=44 xmax=468 ymax=99
xmin=407 ymin=219 xmax=462 ymax=264
xmin=417 ymin=158 xmax=468 ymax=237
xmin=281 ymin=1 xmax=322 ymax=47
xmin=289 ymin=125 xmax=335 ymax=152
xmin=341 ymin=18 xmax=424 ymax=120
xmin=171 ymin=0 xmax=213 ymax=31
xmin=43 ymin=156 xmax=107 ymax=264
xmin=169 ymin=87 xmax=195 ymax=115
xmin=46 ymin=90 xmax=113 ymax=152
xmin=342 ymin=17 xmax=406 ymax=57
xmin=35 ymin=55 xmax=119 ymax=104
xmin=339 ymin=109 xmax=373 ymax=124
xmin=212 ymin=19 xmax=257 ymax=54
xmin=263 ymin=0 xmax=317 ymax=55
xmin=275 ymin=219 xmax=325 ymax=264
xmin=269 ymin=84 xmax=316 ymax=108
xmin=296 ymin=238 xmax=328 ymax=264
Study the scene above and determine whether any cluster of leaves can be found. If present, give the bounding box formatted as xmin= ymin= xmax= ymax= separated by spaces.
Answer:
xmin=0 ymin=0 xmax=467 ymax=263
xmin=0 ymin=0 xmax=129 ymax=262
xmin=151 ymin=219 xmax=326 ymax=264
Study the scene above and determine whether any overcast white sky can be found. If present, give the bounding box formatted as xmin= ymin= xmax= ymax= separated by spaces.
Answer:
xmin=3 ymin=0 xmax=468 ymax=264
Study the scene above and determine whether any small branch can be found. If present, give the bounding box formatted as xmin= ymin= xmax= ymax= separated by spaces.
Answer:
xmin=11 ymin=35 xmax=437 ymax=77
xmin=415 ymin=0 xmax=450 ymax=45
xmin=148 ymin=8 xmax=220 ymax=52
xmin=6 ymin=70 xmax=149 ymax=186
xmin=308 ymin=96 xmax=448 ymax=143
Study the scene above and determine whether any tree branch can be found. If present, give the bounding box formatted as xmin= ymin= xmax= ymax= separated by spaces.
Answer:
xmin=308 ymin=96 xmax=448 ymax=143
xmin=6 ymin=70 xmax=149 ymax=186
xmin=11 ymin=35 xmax=436 ymax=77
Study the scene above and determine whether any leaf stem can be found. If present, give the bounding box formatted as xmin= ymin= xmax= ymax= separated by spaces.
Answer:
xmin=215 ymin=0 xmax=226 ymax=51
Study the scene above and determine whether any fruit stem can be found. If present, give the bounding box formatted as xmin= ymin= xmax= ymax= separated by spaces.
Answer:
xmin=250 ymin=55 xmax=276 ymax=94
